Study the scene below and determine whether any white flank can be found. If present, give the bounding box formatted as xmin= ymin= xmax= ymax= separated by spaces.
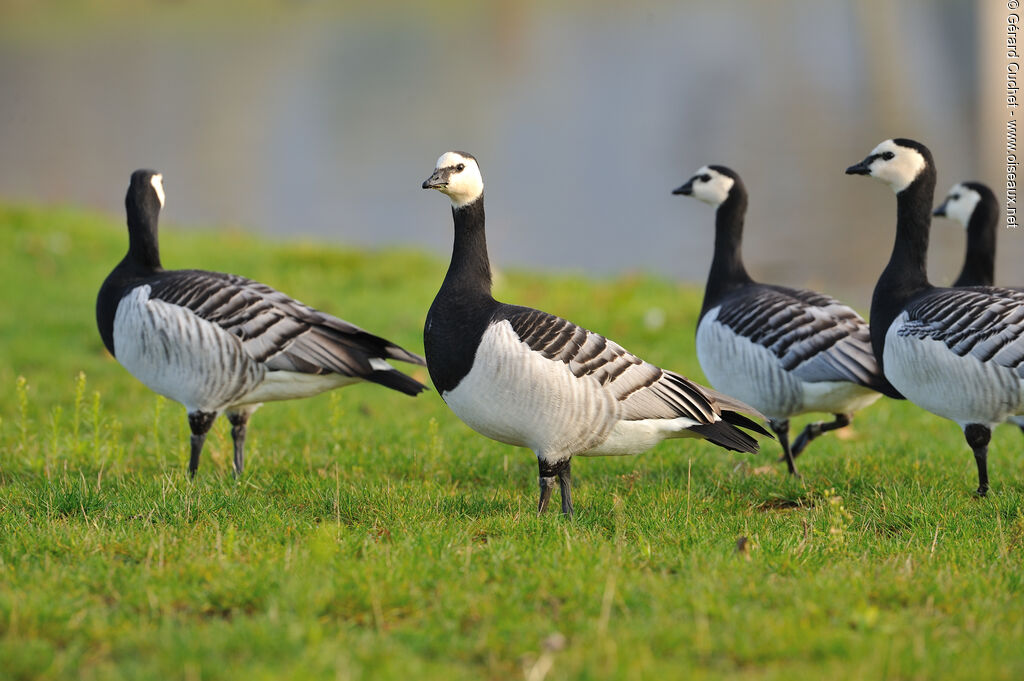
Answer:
xmin=697 ymin=307 xmax=879 ymax=418
xmin=883 ymin=312 xmax=1024 ymax=425
xmin=697 ymin=308 xmax=801 ymax=417
xmin=442 ymin=320 xmax=706 ymax=461
xmin=113 ymin=286 xmax=264 ymax=412
xmin=113 ymin=286 xmax=366 ymax=413
xmin=442 ymin=321 xmax=616 ymax=454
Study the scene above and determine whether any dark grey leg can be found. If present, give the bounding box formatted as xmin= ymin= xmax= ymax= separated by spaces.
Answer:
xmin=226 ymin=410 xmax=252 ymax=478
xmin=769 ymin=418 xmax=799 ymax=477
xmin=538 ymin=477 xmax=556 ymax=514
xmin=538 ymin=457 xmax=572 ymax=515
xmin=187 ymin=411 xmax=218 ymax=479
xmin=557 ymin=461 xmax=573 ymax=517
xmin=791 ymin=413 xmax=851 ymax=457
xmin=964 ymin=424 xmax=991 ymax=497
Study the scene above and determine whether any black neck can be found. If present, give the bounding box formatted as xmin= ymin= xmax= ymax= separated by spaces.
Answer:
xmin=95 ymin=193 xmax=164 ymax=357
xmin=954 ymin=198 xmax=997 ymax=287
xmin=438 ymin=197 xmax=493 ymax=302
xmin=424 ymin=195 xmax=499 ymax=393
xmin=125 ymin=197 xmax=163 ymax=273
xmin=701 ymin=187 xmax=754 ymax=317
xmin=869 ymin=170 xmax=936 ymax=359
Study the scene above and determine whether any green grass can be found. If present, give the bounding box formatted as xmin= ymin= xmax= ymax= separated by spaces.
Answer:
xmin=1 ymin=202 xmax=1023 ymax=681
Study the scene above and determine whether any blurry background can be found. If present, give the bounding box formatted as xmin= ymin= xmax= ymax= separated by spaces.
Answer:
xmin=0 ymin=0 xmax=1014 ymax=309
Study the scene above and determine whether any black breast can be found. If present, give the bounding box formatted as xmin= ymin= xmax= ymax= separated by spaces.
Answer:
xmin=424 ymin=292 xmax=500 ymax=394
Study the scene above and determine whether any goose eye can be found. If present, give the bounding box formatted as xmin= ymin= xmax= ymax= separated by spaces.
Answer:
xmin=881 ymin=151 xmax=895 ymax=161
xmin=699 ymin=174 xmax=712 ymax=182
xmin=950 ymin=193 xmax=960 ymax=201
xmin=456 ymin=163 xmax=466 ymax=172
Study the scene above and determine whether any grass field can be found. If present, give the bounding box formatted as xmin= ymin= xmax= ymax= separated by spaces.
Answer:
xmin=1 ymin=202 xmax=1023 ymax=681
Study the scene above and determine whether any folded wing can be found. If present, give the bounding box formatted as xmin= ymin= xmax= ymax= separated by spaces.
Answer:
xmin=145 ymin=269 xmax=427 ymax=393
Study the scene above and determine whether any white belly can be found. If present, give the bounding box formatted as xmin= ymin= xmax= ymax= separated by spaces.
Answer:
xmin=883 ymin=318 xmax=1024 ymax=426
xmin=799 ymin=380 xmax=881 ymax=415
xmin=582 ymin=417 xmax=702 ymax=456
xmin=230 ymin=371 xmax=361 ymax=407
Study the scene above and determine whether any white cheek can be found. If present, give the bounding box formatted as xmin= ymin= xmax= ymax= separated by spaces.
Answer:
xmin=150 ymin=174 xmax=165 ymax=207
xmin=693 ymin=177 xmax=732 ymax=205
xmin=446 ymin=174 xmax=484 ymax=207
xmin=692 ymin=186 xmax=719 ymax=205
xmin=947 ymin=200 xmax=969 ymax=227
xmin=702 ymin=186 xmax=727 ymax=205
xmin=874 ymin=163 xmax=905 ymax=193
xmin=874 ymin=153 xmax=925 ymax=193
xmin=949 ymin=193 xmax=981 ymax=227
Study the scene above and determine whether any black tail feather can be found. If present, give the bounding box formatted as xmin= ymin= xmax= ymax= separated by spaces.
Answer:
xmin=720 ymin=410 xmax=773 ymax=438
xmin=689 ymin=420 xmax=761 ymax=454
xmin=365 ymin=368 xmax=429 ymax=396
xmin=327 ymin=327 xmax=426 ymax=367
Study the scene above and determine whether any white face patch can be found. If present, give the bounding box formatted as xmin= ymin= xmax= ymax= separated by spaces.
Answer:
xmin=865 ymin=139 xmax=927 ymax=193
xmin=150 ymin=173 xmax=165 ymax=208
xmin=688 ymin=166 xmax=735 ymax=206
xmin=938 ymin=183 xmax=981 ymax=229
xmin=429 ymin=151 xmax=483 ymax=208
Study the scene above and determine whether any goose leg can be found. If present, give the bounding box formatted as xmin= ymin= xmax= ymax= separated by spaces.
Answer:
xmin=769 ymin=418 xmax=799 ymax=477
xmin=557 ymin=461 xmax=574 ymax=518
xmin=226 ymin=409 xmax=252 ymax=478
xmin=538 ymin=457 xmax=572 ymax=515
xmin=538 ymin=476 xmax=557 ymax=515
xmin=790 ymin=413 xmax=851 ymax=458
xmin=964 ymin=424 xmax=991 ymax=497
xmin=187 ymin=411 xmax=217 ymax=479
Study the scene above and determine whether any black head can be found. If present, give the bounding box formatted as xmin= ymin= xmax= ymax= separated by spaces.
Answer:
xmin=126 ymin=169 xmax=165 ymax=221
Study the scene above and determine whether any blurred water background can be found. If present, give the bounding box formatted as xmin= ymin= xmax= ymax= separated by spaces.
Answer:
xmin=0 ymin=0 xmax=1015 ymax=309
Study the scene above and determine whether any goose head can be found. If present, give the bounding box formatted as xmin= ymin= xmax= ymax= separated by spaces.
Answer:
xmin=422 ymin=151 xmax=483 ymax=208
xmin=672 ymin=165 xmax=741 ymax=207
xmin=933 ymin=182 xmax=985 ymax=227
xmin=845 ymin=138 xmax=933 ymax=194
xmin=127 ymin=169 xmax=165 ymax=218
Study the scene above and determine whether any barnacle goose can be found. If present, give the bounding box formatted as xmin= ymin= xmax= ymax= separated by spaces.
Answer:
xmin=934 ymin=181 xmax=1024 ymax=435
xmin=847 ymin=139 xmax=1024 ymax=495
xmin=421 ymin=151 xmax=769 ymax=516
xmin=933 ymin=181 xmax=1000 ymax=288
xmin=96 ymin=170 xmax=427 ymax=477
xmin=672 ymin=165 xmax=891 ymax=476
